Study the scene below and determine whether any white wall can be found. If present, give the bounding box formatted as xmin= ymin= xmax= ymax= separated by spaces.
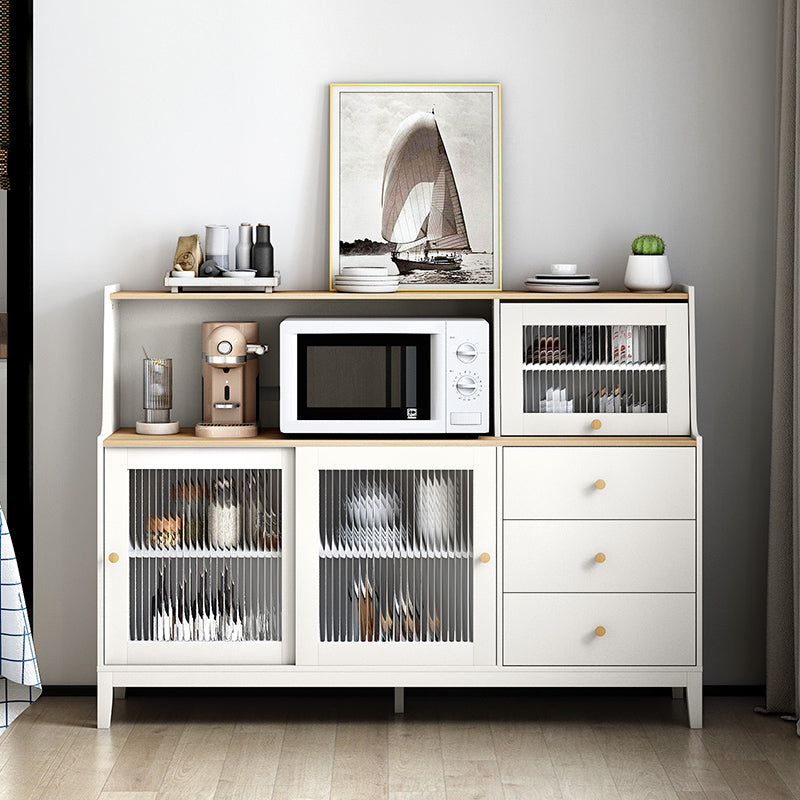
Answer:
xmin=34 ymin=0 xmax=777 ymax=684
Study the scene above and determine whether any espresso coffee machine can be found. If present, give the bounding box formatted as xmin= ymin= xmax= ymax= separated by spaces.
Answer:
xmin=195 ymin=322 xmax=268 ymax=438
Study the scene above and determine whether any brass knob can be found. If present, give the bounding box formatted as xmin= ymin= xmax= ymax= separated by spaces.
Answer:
xmin=595 ymin=552 xmax=606 ymax=563
xmin=594 ymin=479 xmax=606 ymax=490
xmin=591 ymin=419 xmax=602 ymax=430
xmin=108 ymin=552 xmax=120 ymax=564
xmin=595 ymin=626 xmax=606 ymax=637
xmin=479 ymin=552 xmax=491 ymax=563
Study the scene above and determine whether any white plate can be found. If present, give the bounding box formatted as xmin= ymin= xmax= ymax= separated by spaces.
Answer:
xmin=335 ymin=285 xmax=399 ymax=293
xmin=526 ymin=278 xmax=598 ymax=286
xmin=333 ymin=279 xmax=400 ymax=286
xmin=222 ymin=270 xmax=256 ymax=278
xmin=531 ymin=274 xmax=592 ymax=281
xmin=525 ymin=283 xmax=600 ymax=293
xmin=340 ymin=267 xmax=390 ymax=276
xmin=335 ymin=274 xmax=399 ymax=282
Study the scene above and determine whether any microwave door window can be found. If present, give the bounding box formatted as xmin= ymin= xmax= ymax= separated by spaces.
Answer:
xmin=298 ymin=334 xmax=430 ymax=420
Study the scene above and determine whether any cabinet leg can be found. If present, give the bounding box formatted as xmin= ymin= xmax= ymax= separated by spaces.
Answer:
xmin=394 ymin=687 xmax=404 ymax=714
xmin=671 ymin=687 xmax=684 ymax=699
xmin=114 ymin=687 xmax=126 ymax=700
xmin=97 ymin=673 xmax=113 ymax=729
xmin=686 ymin=673 xmax=703 ymax=729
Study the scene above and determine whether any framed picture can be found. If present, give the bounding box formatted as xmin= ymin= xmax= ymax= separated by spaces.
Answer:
xmin=330 ymin=83 xmax=501 ymax=291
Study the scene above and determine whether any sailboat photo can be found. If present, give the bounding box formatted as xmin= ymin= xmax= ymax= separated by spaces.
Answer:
xmin=331 ymin=84 xmax=501 ymax=290
xmin=381 ymin=111 xmax=471 ymax=273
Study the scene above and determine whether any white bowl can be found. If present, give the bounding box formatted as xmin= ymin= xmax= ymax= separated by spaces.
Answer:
xmin=550 ymin=263 xmax=578 ymax=275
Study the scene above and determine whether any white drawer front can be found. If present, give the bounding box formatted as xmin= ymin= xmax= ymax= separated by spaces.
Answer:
xmin=503 ymin=593 xmax=696 ymax=666
xmin=503 ymin=447 xmax=695 ymax=519
xmin=504 ymin=520 xmax=695 ymax=593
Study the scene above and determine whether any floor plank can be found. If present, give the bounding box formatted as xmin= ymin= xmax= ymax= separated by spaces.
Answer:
xmin=0 ymin=694 xmax=797 ymax=800
xmin=155 ymin=716 xmax=235 ymax=800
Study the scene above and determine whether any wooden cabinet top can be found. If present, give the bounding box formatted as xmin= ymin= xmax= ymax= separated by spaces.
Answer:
xmin=110 ymin=290 xmax=690 ymax=301
xmin=104 ymin=428 xmax=697 ymax=448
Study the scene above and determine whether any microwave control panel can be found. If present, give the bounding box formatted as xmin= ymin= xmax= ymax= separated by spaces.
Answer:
xmin=445 ymin=319 xmax=490 ymax=433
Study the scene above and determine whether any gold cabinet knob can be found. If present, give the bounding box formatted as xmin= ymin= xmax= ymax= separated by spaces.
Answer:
xmin=595 ymin=626 xmax=606 ymax=637
xmin=591 ymin=419 xmax=602 ymax=430
xmin=479 ymin=552 xmax=491 ymax=563
xmin=594 ymin=552 xmax=606 ymax=563
xmin=108 ymin=552 xmax=119 ymax=564
xmin=594 ymin=479 xmax=606 ymax=490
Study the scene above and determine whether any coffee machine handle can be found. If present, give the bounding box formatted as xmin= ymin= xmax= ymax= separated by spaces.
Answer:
xmin=246 ymin=344 xmax=268 ymax=356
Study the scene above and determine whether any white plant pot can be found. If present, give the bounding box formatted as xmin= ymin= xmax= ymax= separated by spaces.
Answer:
xmin=624 ymin=255 xmax=672 ymax=292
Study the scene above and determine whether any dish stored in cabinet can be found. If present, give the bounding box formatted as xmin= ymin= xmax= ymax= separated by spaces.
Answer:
xmin=103 ymin=448 xmax=294 ymax=665
xmin=500 ymin=302 xmax=691 ymax=435
xmin=295 ymin=447 xmax=497 ymax=667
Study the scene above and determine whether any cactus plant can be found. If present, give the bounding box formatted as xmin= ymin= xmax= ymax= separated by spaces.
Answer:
xmin=631 ymin=235 xmax=665 ymax=256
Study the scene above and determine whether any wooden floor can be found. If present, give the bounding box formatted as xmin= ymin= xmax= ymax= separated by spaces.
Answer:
xmin=0 ymin=691 xmax=796 ymax=800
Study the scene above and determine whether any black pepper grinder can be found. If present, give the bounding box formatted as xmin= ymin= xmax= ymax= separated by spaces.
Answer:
xmin=253 ymin=224 xmax=274 ymax=278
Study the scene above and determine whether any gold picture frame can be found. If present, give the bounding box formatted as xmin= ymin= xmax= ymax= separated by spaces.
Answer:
xmin=330 ymin=83 xmax=501 ymax=291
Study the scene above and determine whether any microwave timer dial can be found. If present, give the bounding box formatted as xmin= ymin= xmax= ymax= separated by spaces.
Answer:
xmin=454 ymin=372 xmax=482 ymax=398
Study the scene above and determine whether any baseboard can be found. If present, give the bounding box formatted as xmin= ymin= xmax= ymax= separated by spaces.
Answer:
xmin=43 ymin=684 xmax=767 ymax=698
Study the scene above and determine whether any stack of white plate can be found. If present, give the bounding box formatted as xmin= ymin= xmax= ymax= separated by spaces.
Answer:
xmin=334 ymin=266 xmax=399 ymax=293
xmin=524 ymin=273 xmax=600 ymax=293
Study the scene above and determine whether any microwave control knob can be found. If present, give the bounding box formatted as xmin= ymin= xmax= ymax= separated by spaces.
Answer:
xmin=455 ymin=375 xmax=478 ymax=396
xmin=456 ymin=342 xmax=478 ymax=363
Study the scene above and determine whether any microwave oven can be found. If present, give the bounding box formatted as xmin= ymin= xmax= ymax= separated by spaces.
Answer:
xmin=279 ymin=318 xmax=489 ymax=434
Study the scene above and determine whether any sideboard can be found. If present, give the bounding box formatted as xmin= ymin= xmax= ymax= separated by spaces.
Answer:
xmin=97 ymin=286 xmax=702 ymax=728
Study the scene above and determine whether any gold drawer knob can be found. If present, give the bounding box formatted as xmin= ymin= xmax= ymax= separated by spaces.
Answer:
xmin=108 ymin=552 xmax=120 ymax=564
xmin=595 ymin=626 xmax=606 ymax=637
xmin=594 ymin=552 xmax=606 ymax=563
xmin=591 ymin=419 xmax=602 ymax=430
xmin=594 ymin=479 xmax=606 ymax=490
xmin=479 ymin=552 xmax=491 ymax=563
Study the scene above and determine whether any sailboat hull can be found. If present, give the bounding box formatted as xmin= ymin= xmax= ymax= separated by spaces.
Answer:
xmin=391 ymin=253 xmax=463 ymax=274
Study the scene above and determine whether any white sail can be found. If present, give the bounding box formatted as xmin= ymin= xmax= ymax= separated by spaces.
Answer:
xmin=381 ymin=112 xmax=470 ymax=251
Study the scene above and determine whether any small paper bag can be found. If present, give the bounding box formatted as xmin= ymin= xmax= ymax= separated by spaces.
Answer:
xmin=173 ymin=234 xmax=204 ymax=275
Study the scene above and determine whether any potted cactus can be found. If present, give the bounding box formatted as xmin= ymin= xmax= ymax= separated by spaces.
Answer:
xmin=624 ymin=234 xmax=672 ymax=292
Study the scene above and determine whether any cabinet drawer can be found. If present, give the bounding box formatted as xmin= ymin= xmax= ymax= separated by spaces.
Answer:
xmin=504 ymin=520 xmax=695 ymax=593
xmin=503 ymin=593 xmax=695 ymax=666
xmin=503 ymin=447 xmax=695 ymax=519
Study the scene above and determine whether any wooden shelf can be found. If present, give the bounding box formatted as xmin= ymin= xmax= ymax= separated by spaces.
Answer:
xmin=109 ymin=290 xmax=690 ymax=301
xmin=104 ymin=428 xmax=697 ymax=448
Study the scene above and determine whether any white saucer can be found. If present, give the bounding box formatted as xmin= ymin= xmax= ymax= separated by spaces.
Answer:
xmin=525 ymin=283 xmax=600 ymax=293
xmin=334 ymin=285 xmax=399 ymax=293
xmin=340 ymin=267 xmax=390 ymax=276
xmin=222 ymin=270 xmax=256 ymax=278
xmin=531 ymin=274 xmax=592 ymax=281
xmin=335 ymin=277 xmax=400 ymax=284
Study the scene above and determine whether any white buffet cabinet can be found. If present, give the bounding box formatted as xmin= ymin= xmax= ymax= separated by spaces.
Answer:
xmin=97 ymin=286 xmax=702 ymax=729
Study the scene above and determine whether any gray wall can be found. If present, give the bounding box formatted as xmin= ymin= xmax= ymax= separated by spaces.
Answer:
xmin=33 ymin=0 xmax=777 ymax=684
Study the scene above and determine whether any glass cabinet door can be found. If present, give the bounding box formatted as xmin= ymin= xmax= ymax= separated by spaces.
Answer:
xmin=500 ymin=303 xmax=690 ymax=435
xmin=103 ymin=448 xmax=294 ymax=665
xmin=295 ymin=447 xmax=496 ymax=667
